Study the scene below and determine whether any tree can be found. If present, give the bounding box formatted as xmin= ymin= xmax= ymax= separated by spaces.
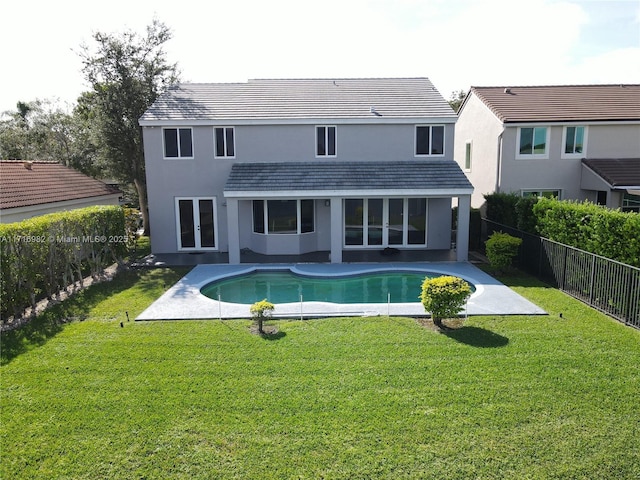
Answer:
xmin=250 ymin=299 xmax=275 ymax=335
xmin=0 ymin=99 xmax=77 ymax=164
xmin=420 ymin=276 xmax=471 ymax=329
xmin=448 ymin=89 xmax=467 ymax=113
xmin=78 ymin=19 xmax=179 ymax=235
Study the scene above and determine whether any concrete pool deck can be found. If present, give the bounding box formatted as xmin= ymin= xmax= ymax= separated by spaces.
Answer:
xmin=136 ymin=262 xmax=546 ymax=320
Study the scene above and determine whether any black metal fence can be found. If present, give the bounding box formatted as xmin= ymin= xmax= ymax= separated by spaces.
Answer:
xmin=483 ymin=219 xmax=640 ymax=329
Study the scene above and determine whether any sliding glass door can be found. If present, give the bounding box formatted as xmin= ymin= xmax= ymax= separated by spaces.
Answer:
xmin=344 ymin=198 xmax=427 ymax=248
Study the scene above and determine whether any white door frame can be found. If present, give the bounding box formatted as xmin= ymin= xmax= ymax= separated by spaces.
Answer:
xmin=175 ymin=197 xmax=218 ymax=251
xmin=343 ymin=197 xmax=428 ymax=249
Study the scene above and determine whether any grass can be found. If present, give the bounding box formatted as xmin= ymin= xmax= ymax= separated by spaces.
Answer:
xmin=1 ymin=268 xmax=639 ymax=479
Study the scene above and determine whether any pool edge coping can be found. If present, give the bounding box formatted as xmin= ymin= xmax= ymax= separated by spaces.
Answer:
xmin=135 ymin=262 xmax=547 ymax=321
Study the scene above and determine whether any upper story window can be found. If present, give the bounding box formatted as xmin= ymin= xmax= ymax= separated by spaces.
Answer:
xmin=415 ymin=125 xmax=444 ymax=156
xmin=562 ymin=126 xmax=587 ymax=158
xmin=464 ymin=141 xmax=472 ymax=171
xmin=316 ymin=126 xmax=336 ymax=157
xmin=214 ymin=127 xmax=235 ymax=158
xmin=163 ymin=128 xmax=193 ymax=158
xmin=516 ymin=126 xmax=548 ymax=158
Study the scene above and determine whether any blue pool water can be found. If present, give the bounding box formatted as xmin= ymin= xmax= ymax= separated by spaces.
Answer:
xmin=201 ymin=270 xmax=473 ymax=304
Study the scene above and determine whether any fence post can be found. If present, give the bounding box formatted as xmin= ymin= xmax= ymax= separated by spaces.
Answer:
xmin=588 ymin=255 xmax=597 ymax=306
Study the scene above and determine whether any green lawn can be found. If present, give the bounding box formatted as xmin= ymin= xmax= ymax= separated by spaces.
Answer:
xmin=1 ymin=268 xmax=639 ymax=479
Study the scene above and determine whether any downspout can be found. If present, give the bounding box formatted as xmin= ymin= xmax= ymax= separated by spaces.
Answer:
xmin=495 ymin=129 xmax=504 ymax=193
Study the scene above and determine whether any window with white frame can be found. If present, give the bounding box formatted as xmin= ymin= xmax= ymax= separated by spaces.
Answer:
xmin=316 ymin=126 xmax=336 ymax=157
xmin=163 ymin=128 xmax=193 ymax=158
xmin=521 ymin=189 xmax=560 ymax=199
xmin=464 ymin=141 xmax=472 ymax=171
xmin=562 ymin=126 xmax=587 ymax=157
xmin=214 ymin=127 xmax=235 ymax=158
xmin=516 ymin=127 xmax=548 ymax=158
xmin=622 ymin=193 xmax=640 ymax=213
xmin=252 ymin=199 xmax=315 ymax=234
xmin=415 ymin=125 xmax=444 ymax=156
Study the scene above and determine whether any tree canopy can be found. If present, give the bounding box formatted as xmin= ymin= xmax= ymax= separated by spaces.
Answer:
xmin=0 ymin=99 xmax=77 ymax=166
xmin=78 ymin=19 xmax=179 ymax=234
xmin=448 ymin=89 xmax=467 ymax=113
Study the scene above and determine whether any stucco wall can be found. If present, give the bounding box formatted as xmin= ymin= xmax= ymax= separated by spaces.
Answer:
xmin=499 ymin=127 xmax=585 ymax=200
xmin=426 ymin=197 xmax=452 ymax=249
xmin=453 ymin=94 xmax=503 ymax=208
xmin=499 ymin=123 xmax=640 ymax=203
xmin=144 ymin=122 xmax=457 ymax=254
xmin=586 ymin=124 xmax=640 ymax=157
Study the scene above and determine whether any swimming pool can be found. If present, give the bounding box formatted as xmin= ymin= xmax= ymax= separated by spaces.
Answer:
xmin=136 ymin=263 xmax=547 ymax=320
xmin=200 ymin=270 xmax=474 ymax=304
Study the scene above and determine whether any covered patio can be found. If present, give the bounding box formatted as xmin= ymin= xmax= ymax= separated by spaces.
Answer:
xmin=223 ymin=160 xmax=473 ymax=264
xmin=133 ymin=248 xmax=458 ymax=268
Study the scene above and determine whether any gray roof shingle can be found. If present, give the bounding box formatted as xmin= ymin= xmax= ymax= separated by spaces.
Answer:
xmin=582 ymin=158 xmax=640 ymax=188
xmin=224 ymin=160 xmax=473 ymax=194
xmin=140 ymin=78 xmax=455 ymax=122
xmin=470 ymin=85 xmax=640 ymax=123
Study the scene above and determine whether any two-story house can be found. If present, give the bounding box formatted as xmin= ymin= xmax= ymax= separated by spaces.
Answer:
xmin=453 ymin=84 xmax=640 ymax=211
xmin=139 ymin=78 xmax=473 ymax=264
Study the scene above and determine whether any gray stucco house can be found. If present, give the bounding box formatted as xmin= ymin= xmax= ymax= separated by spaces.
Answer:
xmin=454 ymin=84 xmax=640 ymax=211
xmin=139 ymin=78 xmax=473 ymax=263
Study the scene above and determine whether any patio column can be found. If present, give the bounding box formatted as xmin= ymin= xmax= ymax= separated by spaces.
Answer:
xmin=226 ymin=198 xmax=240 ymax=264
xmin=330 ymin=198 xmax=343 ymax=263
xmin=456 ymin=195 xmax=471 ymax=261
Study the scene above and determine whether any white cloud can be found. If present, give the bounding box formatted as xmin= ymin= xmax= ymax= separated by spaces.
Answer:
xmin=1 ymin=0 xmax=638 ymax=113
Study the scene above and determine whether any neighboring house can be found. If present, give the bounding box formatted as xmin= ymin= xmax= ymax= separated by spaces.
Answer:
xmin=453 ymin=84 xmax=640 ymax=211
xmin=139 ymin=78 xmax=473 ymax=264
xmin=0 ymin=160 xmax=122 ymax=223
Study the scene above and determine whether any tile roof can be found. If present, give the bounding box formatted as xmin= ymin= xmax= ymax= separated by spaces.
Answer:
xmin=470 ymin=84 xmax=640 ymax=123
xmin=582 ymin=158 xmax=640 ymax=188
xmin=140 ymin=78 xmax=456 ymax=123
xmin=224 ymin=160 xmax=473 ymax=194
xmin=0 ymin=161 xmax=121 ymax=210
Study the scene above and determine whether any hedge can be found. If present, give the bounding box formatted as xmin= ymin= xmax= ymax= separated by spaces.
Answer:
xmin=533 ymin=198 xmax=640 ymax=267
xmin=0 ymin=206 xmax=128 ymax=322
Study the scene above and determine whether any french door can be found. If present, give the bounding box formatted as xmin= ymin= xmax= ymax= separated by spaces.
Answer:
xmin=344 ymin=198 xmax=427 ymax=248
xmin=175 ymin=197 xmax=218 ymax=251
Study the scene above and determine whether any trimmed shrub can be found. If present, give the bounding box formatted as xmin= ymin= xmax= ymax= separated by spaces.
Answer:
xmin=485 ymin=232 xmax=522 ymax=272
xmin=0 ymin=206 xmax=127 ymax=321
xmin=533 ymin=198 xmax=640 ymax=266
xmin=420 ymin=276 xmax=471 ymax=329
xmin=484 ymin=192 xmax=520 ymax=227
xmin=250 ymin=299 xmax=275 ymax=334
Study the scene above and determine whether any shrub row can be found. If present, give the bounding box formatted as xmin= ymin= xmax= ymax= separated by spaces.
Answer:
xmin=0 ymin=206 xmax=128 ymax=321
xmin=484 ymin=193 xmax=640 ymax=267
xmin=533 ymin=198 xmax=640 ymax=267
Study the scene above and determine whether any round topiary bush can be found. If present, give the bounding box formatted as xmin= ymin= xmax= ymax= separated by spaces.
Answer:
xmin=420 ymin=276 xmax=471 ymax=329
xmin=250 ymin=299 xmax=275 ymax=334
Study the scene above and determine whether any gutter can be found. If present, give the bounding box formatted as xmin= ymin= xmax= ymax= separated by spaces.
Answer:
xmin=495 ymin=130 xmax=504 ymax=193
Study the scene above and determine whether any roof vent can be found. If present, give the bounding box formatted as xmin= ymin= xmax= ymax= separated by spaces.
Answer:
xmin=504 ymin=88 xmax=512 ymax=94
xmin=370 ymin=106 xmax=382 ymax=117
xmin=23 ymin=161 xmax=33 ymax=170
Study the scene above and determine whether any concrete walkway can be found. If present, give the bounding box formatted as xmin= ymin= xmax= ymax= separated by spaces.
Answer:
xmin=136 ymin=262 xmax=546 ymax=321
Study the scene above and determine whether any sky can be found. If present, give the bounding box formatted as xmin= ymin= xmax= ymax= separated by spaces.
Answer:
xmin=2 ymin=0 xmax=639 ymax=114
